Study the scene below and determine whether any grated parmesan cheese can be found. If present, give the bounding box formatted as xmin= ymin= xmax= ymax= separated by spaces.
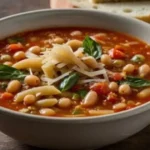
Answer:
xmin=29 ymin=68 xmax=33 ymax=75
xmin=41 ymin=71 xmax=72 ymax=85
xmin=73 ymin=66 xmax=108 ymax=78
xmin=78 ymin=79 xmax=106 ymax=84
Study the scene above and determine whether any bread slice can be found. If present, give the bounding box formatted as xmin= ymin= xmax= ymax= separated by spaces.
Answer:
xmin=68 ymin=0 xmax=150 ymax=23
xmin=91 ymin=0 xmax=149 ymax=3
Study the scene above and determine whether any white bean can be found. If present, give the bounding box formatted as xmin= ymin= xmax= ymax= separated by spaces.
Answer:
xmin=123 ymin=64 xmax=135 ymax=74
xmin=53 ymin=37 xmax=64 ymax=44
xmin=39 ymin=108 xmax=56 ymax=116
xmin=28 ymin=46 xmax=41 ymax=54
xmin=24 ymin=75 xmax=40 ymax=87
xmin=113 ymin=103 xmax=127 ymax=111
xmin=58 ymin=98 xmax=72 ymax=108
xmin=109 ymin=82 xmax=118 ymax=92
xmin=13 ymin=51 xmax=25 ymax=61
xmin=23 ymin=94 xmax=36 ymax=105
xmin=6 ymin=80 xmax=21 ymax=93
xmin=67 ymin=40 xmax=82 ymax=50
xmin=82 ymin=91 xmax=98 ymax=107
xmin=101 ymin=54 xmax=112 ymax=66
xmin=70 ymin=31 xmax=82 ymax=36
xmin=119 ymin=84 xmax=131 ymax=95
xmin=139 ymin=64 xmax=150 ymax=77
xmin=137 ymin=88 xmax=150 ymax=99
xmin=82 ymin=56 xmax=98 ymax=69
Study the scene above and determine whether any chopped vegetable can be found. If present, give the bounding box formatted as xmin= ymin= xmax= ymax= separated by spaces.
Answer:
xmin=1 ymin=92 xmax=14 ymax=100
xmin=109 ymin=48 xmax=126 ymax=59
xmin=113 ymin=60 xmax=125 ymax=68
xmin=59 ymin=73 xmax=80 ymax=91
xmin=72 ymin=93 xmax=80 ymax=100
xmin=72 ymin=89 xmax=88 ymax=100
xmin=90 ymin=82 xmax=110 ymax=95
xmin=112 ymin=73 xmax=123 ymax=81
xmin=131 ymin=54 xmax=145 ymax=64
xmin=72 ymin=108 xmax=83 ymax=115
xmin=83 ymin=36 xmax=102 ymax=59
xmin=119 ymin=76 xmax=150 ymax=88
xmin=0 ymin=64 xmax=26 ymax=80
xmin=106 ymin=92 xmax=118 ymax=103
xmin=7 ymin=43 xmax=24 ymax=52
xmin=77 ymin=90 xmax=88 ymax=98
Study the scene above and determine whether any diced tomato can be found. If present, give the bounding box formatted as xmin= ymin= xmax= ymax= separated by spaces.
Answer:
xmin=109 ymin=48 xmax=126 ymax=59
xmin=1 ymin=92 xmax=14 ymax=101
xmin=112 ymin=73 xmax=123 ymax=81
xmin=90 ymin=82 xmax=110 ymax=95
xmin=114 ymin=45 xmax=126 ymax=51
xmin=107 ymin=92 xmax=118 ymax=103
xmin=7 ymin=43 xmax=24 ymax=52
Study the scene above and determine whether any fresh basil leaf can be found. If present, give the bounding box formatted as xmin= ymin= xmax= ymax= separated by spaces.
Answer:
xmin=0 ymin=64 xmax=26 ymax=80
xmin=83 ymin=36 xmax=102 ymax=59
xmin=59 ymin=73 xmax=80 ymax=92
xmin=7 ymin=37 xmax=25 ymax=44
xmin=77 ymin=90 xmax=88 ymax=99
xmin=119 ymin=76 xmax=150 ymax=88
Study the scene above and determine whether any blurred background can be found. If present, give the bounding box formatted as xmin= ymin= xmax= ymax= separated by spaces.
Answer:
xmin=0 ymin=0 xmax=49 ymax=18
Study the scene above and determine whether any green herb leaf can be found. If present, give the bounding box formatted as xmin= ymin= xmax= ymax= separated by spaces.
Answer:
xmin=7 ymin=37 xmax=25 ymax=44
xmin=0 ymin=64 xmax=26 ymax=80
xmin=72 ymin=108 xmax=83 ymax=115
xmin=83 ymin=36 xmax=102 ymax=59
xmin=77 ymin=90 xmax=88 ymax=99
xmin=59 ymin=73 xmax=80 ymax=92
xmin=119 ymin=76 xmax=150 ymax=88
xmin=72 ymin=93 xmax=80 ymax=100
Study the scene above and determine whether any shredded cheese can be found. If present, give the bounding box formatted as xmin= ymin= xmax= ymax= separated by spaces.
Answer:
xmin=29 ymin=68 xmax=33 ymax=75
xmin=79 ymin=79 xmax=106 ymax=84
xmin=41 ymin=71 xmax=72 ymax=85
xmin=73 ymin=66 xmax=107 ymax=78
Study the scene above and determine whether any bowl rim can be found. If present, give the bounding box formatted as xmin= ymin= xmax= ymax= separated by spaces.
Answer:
xmin=0 ymin=9 xmax=150 ymax=124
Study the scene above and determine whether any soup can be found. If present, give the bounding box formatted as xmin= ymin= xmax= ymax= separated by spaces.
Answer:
xmin=0 ymin=28 xmax=150 ymax=117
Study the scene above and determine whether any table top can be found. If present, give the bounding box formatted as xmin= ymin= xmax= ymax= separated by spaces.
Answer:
xmin=0 ymin=0 xmax=150 ymax=150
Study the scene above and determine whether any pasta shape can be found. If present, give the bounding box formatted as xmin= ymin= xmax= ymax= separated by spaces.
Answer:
xmin=15 ymin=86 xmax=61 ymax=102
xmin=13 ymin=58 xmax=43 ymax=70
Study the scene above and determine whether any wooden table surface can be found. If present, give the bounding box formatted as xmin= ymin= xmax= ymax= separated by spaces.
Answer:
xmin=0 ymin=0 xmax=150 ymax=150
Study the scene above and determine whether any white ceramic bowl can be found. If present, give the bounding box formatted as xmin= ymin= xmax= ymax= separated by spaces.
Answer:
xmin=0 ymin=9 xmax=150 ymax=150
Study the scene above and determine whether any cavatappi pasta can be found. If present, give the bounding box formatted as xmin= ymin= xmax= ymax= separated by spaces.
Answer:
xmin=0 ymin=28 xmax=150 ymax=117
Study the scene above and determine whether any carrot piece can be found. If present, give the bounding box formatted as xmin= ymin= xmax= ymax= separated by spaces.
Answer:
xmin=109 ymin=48 xmax=126 ymax=59
xmin=1 ymin=92 xmax=14 ymax=100
xmin=7 ymin=43 xmax=24 ymax=52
